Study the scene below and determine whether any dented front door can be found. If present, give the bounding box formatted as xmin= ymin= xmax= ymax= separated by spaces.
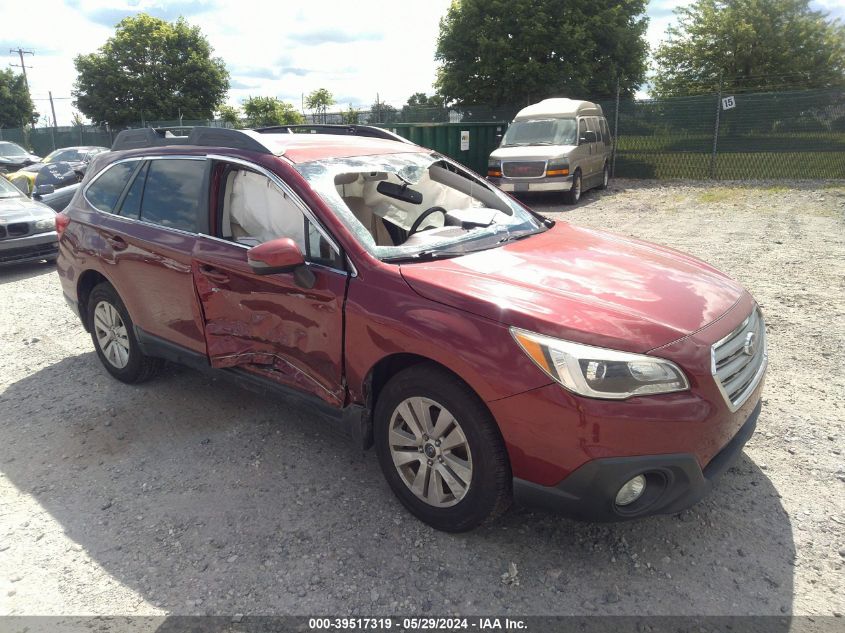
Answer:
xmin=192 ymin=235 xmax=347 ymax=407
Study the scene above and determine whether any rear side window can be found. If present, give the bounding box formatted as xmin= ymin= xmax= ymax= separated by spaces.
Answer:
xmin=601 ymin=118 xmax=611 ymax=144
xmin=117 ymin=161 xmax=148 ymax=220
xmin=86 ymin=162 xmax=136 ymax=212
xmin=140 ymin=159 xmax=206 ymax=232
xmin=578 ymin=119 xmax=587 ymax=141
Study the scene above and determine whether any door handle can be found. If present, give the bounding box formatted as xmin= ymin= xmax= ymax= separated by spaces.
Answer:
xmin=105 ymin=234 xmax=128 ymax=251
xmin=199 ymin=264 xmax=230 ymax=285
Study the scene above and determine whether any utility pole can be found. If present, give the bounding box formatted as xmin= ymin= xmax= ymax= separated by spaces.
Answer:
xmin=375 ymin=93 xmax=380 ymax=124
xmin=48 ymin=91 xmax=57 ymax=129
xmin=9 ymin=48 xmax=34 ymax=90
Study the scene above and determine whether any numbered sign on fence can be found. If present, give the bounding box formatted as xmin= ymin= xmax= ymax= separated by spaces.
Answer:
xmin=722 ymin=96 xmax=736 ymax=110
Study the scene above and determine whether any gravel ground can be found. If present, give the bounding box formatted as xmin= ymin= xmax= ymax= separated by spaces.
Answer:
xmin=0 ymin=179 xmax=843 ymax=619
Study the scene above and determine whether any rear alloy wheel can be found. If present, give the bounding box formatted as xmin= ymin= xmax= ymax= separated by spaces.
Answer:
xmin=375 ymin=363 xmax=512 ymax=531
xmin=87 ymin=283 xmax=163 ymax=384
xmin=565 ymin=170 xmax=582 ymax=204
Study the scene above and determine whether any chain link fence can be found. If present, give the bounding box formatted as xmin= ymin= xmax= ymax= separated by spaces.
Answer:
xmin=2 ymin=89 xmax=843 ymax=179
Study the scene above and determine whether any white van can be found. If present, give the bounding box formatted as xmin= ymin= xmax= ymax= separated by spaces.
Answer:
xmin=487 ymin=98 xmax=611 ymax=204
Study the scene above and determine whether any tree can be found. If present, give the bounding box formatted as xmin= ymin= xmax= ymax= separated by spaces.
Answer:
xmin=370 ymin=101 xmax=398 ymax=124
xmin=242 ymin=96 xmax=303 ymax=127
xmin=217 ymin=104 xmax=241 ymax=127
xmin=342 ymin=104 xmax=360 ymax=124
xmin=652 ymin=0 xmax=845 ymax=96
xmin=73 ymin=13 xmax=229 ymax=126
xmin=305 ymin=88 xmax=334 ymax=123
xmin=406 ymin=92 xmax=437 ymax=107
xmin=0 ymin=69 xmax=36 ymax=128
xmin=71 ymin=111 xmax=86 ymax=127
xmin=435 ymin=0 xmax=648 ymax=106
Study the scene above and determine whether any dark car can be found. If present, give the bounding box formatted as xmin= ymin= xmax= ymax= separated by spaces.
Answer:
xmin=0 ymin=141 xmax=41 ymax=173
xmin=55 ymin=127 xmax=766 ymax=531
xmin=6 ymin=146 xmax=109 ymax=195
xmin=0 ymin=174 xmax=58 ymax=266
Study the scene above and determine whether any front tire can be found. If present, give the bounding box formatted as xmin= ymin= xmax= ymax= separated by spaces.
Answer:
xmin=87 ymin=283 xmax=163 ymax=384
xmin=374 ymin=363 xmax=512 ymax=532
xmin=565 ymin=170 xmax=582 ymax=204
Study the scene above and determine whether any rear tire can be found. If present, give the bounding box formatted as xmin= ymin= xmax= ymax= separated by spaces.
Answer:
xmin=565 ymin=170 xmax=582 ymax=204
xmin=598 ymin=163 xmax=609 ymax=190
xmin=374 ymin=363 xmax=512 ymax=532
xmin=87 ymin=283 xmax=163 ymax=384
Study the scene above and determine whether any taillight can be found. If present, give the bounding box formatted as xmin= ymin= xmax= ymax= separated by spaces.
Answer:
xmin=55 ymin=211 xmax=70 ymax=238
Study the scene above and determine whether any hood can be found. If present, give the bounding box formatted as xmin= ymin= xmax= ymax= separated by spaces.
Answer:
xmin=490 ymin=145 xmax=576 ymax=160
xmin=399 ymin=223 xmax=746 ymax=353
xmin=0 ymin=196 xmax=56 ymax=221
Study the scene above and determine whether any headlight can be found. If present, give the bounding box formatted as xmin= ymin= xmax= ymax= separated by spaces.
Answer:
xmin=546 ymin=158 xmax=569 ymax=177
xmin=33 ymin=217 xmax=56 ymax=233
xmin=487 ymin=159 xmax=502 ymax=177
xmin=511 ymin=328 xmax=689 ymax=399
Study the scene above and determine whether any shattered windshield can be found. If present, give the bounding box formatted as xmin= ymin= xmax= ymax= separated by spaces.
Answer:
xmin=296 ymin=152 xmax=547 ymax=262
xmin=501 ymin=119 xmax=577 ymax=147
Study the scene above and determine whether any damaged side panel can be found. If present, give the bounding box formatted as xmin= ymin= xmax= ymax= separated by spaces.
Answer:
xmin=192 ymin=235 xmax=347 ymax=407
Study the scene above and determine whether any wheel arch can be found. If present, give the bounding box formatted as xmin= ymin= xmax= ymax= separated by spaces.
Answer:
xmin=76 ymin=269 xmax=111 ymax=331
xmin=362 ymin=352 xmax=506 ymax=448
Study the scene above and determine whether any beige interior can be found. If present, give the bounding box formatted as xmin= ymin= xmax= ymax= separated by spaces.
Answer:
xmin=221 ymin=169 xmax=307 ymax=251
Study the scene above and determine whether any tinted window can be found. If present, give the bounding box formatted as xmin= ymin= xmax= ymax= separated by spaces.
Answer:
xmin=140 ymin=159 xmax=206 ymax=232
xmin=578 ymin=119 xmax=587 ymax=141
xmin=118 ymin=161 xmax=148 ymax=219
xmin=86 ymin=161 xmax=136 ymax=212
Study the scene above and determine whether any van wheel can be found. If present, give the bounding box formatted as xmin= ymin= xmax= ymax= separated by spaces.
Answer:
xmin=598 ymin=163 xmax=609 ymax=190
xmin=565 ymin=170 xmax=582 ymax=204
xmin=374 ymin=363 xmax=512 ymax=532
xmin=87 ymin=283 xmax=163 ymax=384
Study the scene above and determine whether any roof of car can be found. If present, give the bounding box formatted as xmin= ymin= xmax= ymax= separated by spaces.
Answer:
xmin=110 ymin=127 xmax=423 ymax=164
xmin=514 ymin=98 xmax=603 ymax=120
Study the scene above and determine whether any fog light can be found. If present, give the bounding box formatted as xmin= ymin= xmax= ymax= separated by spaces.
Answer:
xmin=615 ymin=475 xmax=646 ymax=506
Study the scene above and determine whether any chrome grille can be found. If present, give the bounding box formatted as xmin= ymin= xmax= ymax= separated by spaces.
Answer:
xmin=711 ymin=308 xmax=767 ymax=411
xmin=502 ymin=161 xmax=546 ymax=178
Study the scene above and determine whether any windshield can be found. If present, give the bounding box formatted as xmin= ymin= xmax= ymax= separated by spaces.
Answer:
xmin=0 ymin=142 xmax=28 ymax=158
xmin=296 ymin=152 xmax=547 ymax=262
xmin=0 ymin=176 xmax=24 ymax=198
xmin=501 ymin=118 xmax=577 ymax=147
xmin=45 ymin=148 xmax=84 ymax=163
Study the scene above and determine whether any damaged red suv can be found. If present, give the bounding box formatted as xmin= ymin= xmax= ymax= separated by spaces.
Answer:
xmin=56 ymin=127 xmax=766 ymax=531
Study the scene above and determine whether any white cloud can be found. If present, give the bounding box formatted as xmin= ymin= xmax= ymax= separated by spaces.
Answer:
xmin=1 ymin=0 xmax=453 ymax=125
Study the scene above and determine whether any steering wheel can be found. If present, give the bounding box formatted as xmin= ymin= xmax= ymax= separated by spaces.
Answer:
xmin=408 ymin=206 xmax=447 ymax=235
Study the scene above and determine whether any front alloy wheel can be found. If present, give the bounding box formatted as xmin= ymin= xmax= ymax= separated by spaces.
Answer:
xmin=388 ymin=397 xmax=473 ymax=507
xmin=374 ymin=363 xmax=512 ymax=532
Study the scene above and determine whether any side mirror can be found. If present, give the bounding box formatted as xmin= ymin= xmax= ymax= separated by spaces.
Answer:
xmin=247 ymin=237 xmax=305 ymax=275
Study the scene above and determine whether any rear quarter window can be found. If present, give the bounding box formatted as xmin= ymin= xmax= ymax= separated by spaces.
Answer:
xmin=86 ymin=161 xmax=136 ymax=212
xmin=139 ymin=159 xmax=207 ymax=233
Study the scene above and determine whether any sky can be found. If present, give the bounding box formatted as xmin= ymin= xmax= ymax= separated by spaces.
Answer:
xmin=1 ymin=0 xmax=844 ymax=126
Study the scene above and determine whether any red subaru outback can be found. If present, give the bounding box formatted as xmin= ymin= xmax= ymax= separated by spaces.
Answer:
xmin=55 ymin=127 xmax=766 ymax=531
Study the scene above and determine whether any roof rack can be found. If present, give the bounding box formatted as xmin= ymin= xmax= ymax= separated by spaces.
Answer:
xmin=254 ymin=124 xmax=414 ymax=145
xmin=111 ymin=126 xmax=273 ymax=154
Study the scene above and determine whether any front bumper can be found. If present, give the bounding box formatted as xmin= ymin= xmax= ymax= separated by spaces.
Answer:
xmin=0 ymin=231 xmax=58 ymax=266
xmin=514 ymin=399 xmax=760 ymax=521
xmin=488 ymin=175 xmax=572 ymax=192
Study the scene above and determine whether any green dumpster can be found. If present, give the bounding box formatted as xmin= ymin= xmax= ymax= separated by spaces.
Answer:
xmin=379 ymin=121 xmax=509 ymax=176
